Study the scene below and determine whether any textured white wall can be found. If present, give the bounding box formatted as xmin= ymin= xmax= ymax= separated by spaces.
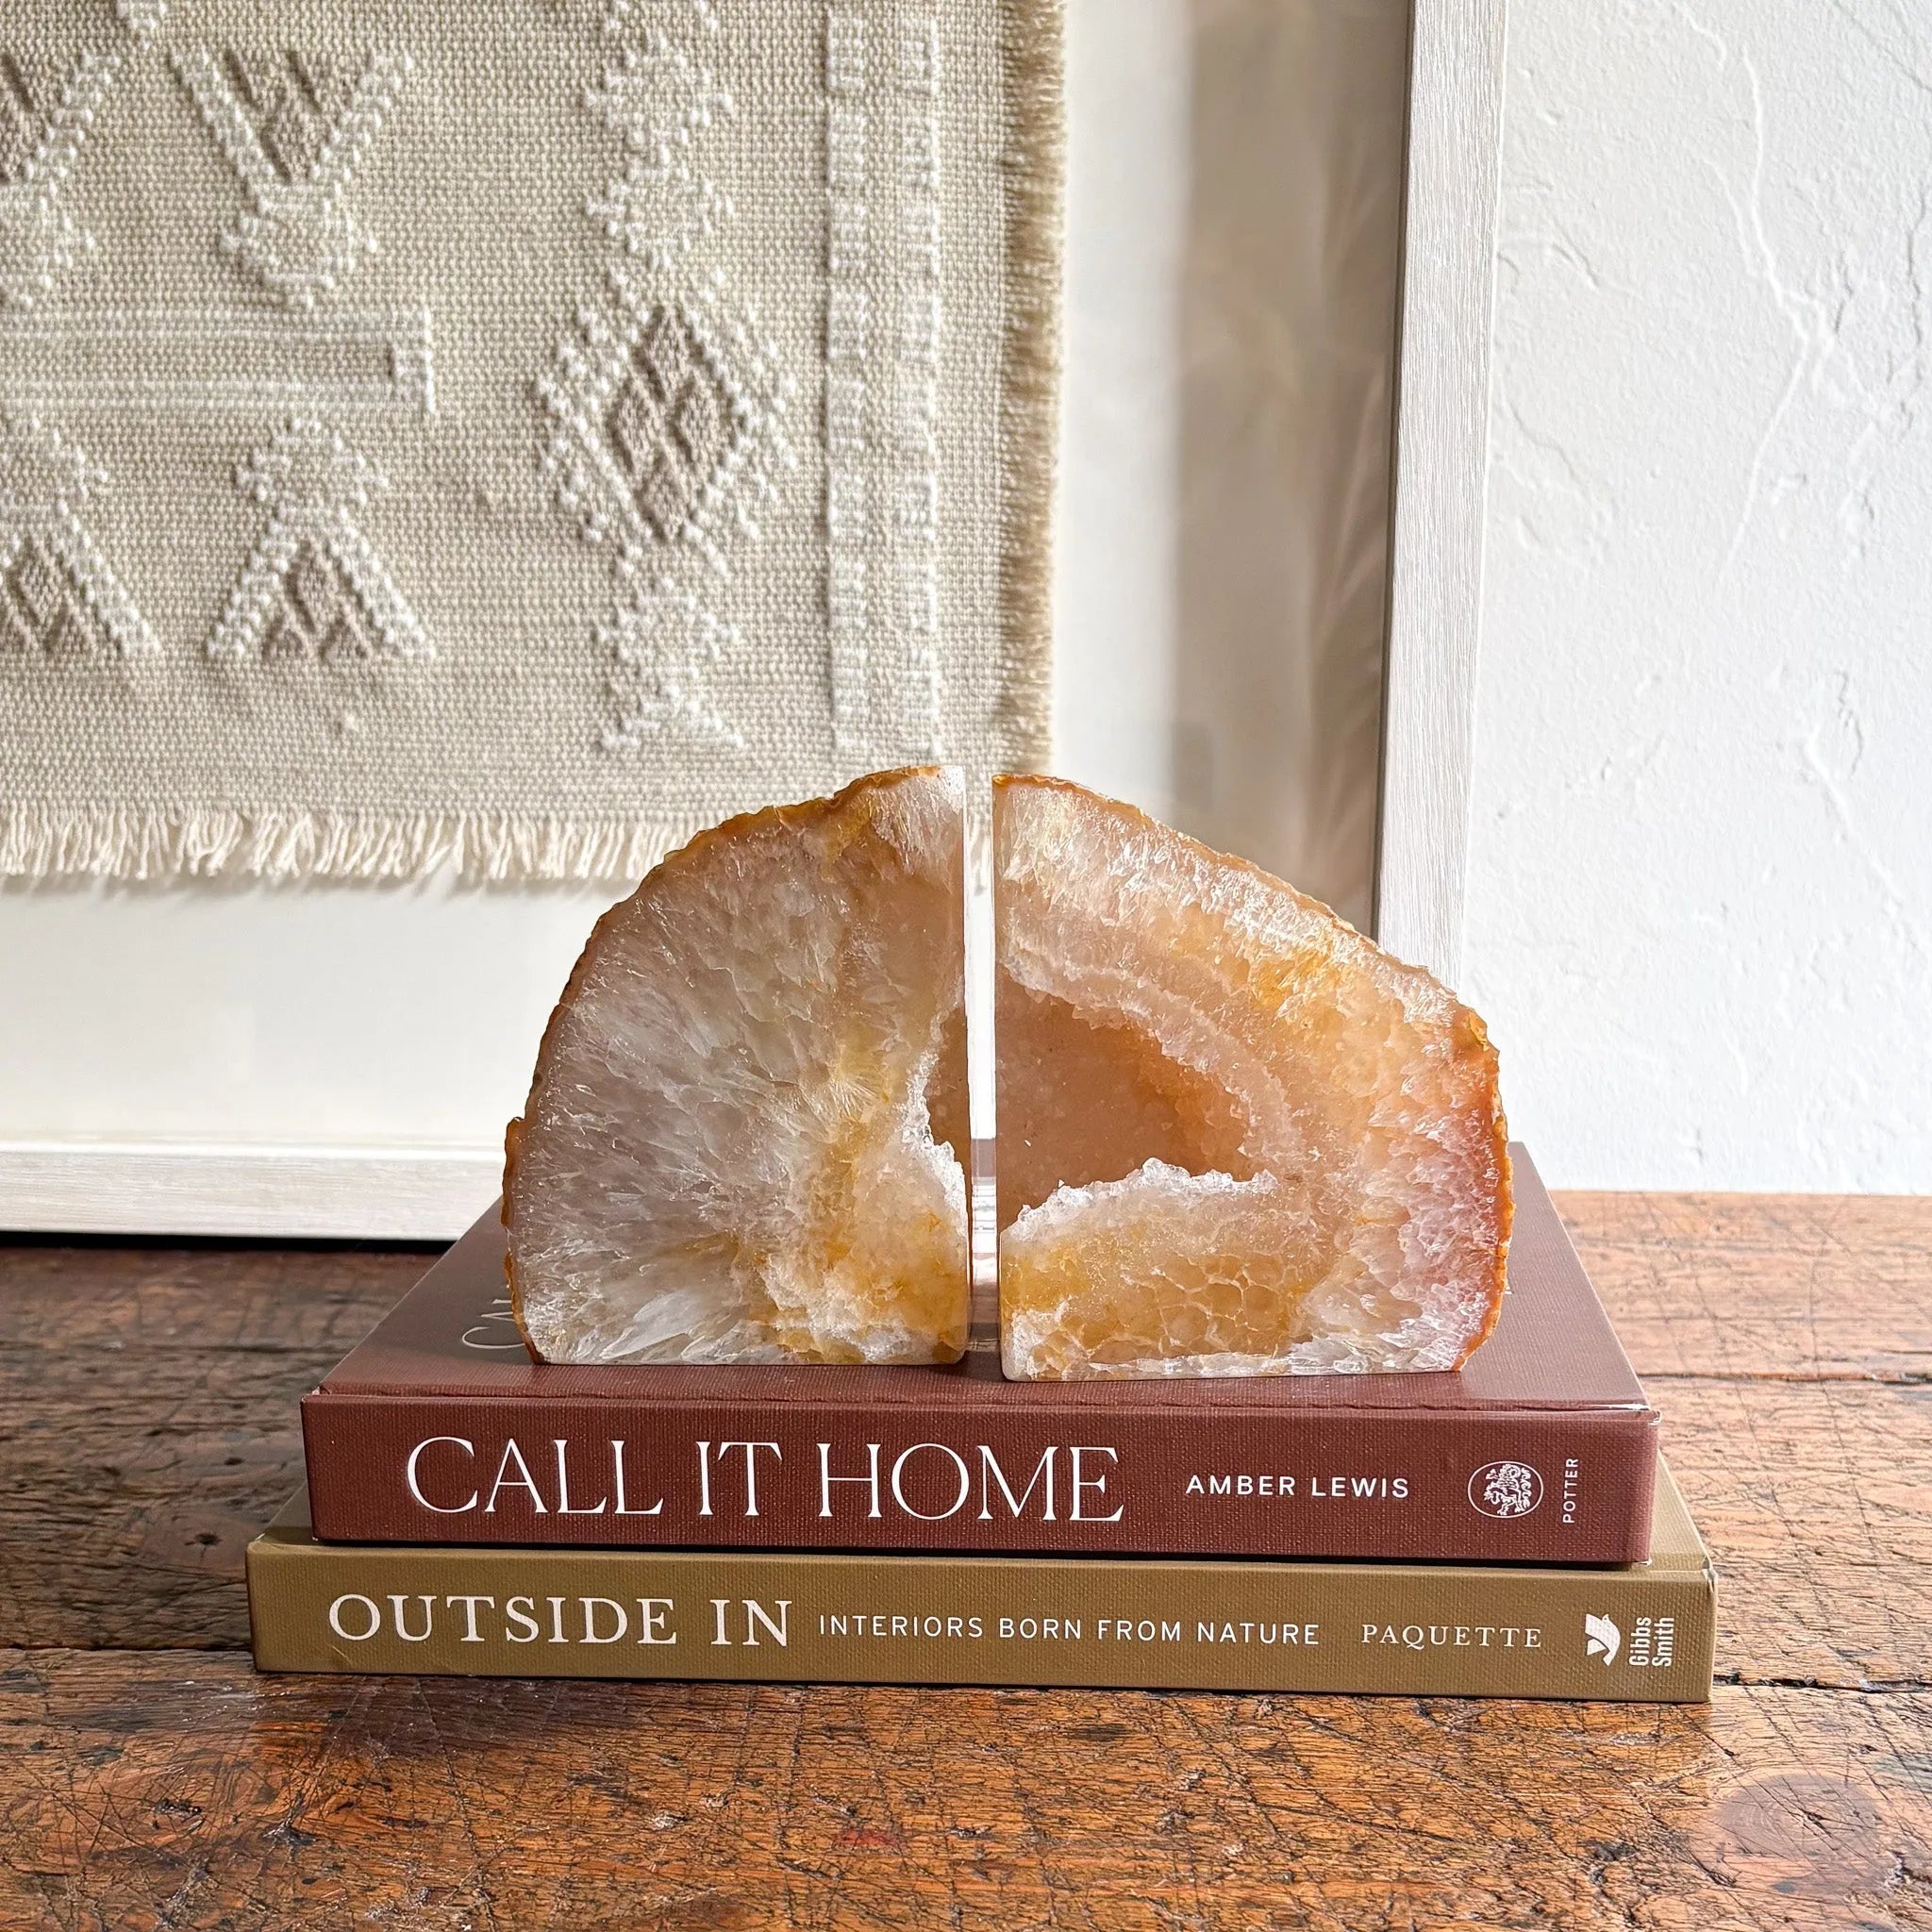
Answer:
xmin=1467 ymin=0 xmax=1932 ymax=1191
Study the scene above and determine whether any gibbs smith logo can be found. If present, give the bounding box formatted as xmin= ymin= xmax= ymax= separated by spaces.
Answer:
xmin=1586 ymin=1612 xmax=1675 ymax=1670
xmin=1468 ymin=1458 xmax=1543 ymax=1520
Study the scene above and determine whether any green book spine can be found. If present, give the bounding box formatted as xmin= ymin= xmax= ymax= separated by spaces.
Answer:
xmin=250 ymin=1474 xmax=1715 ymax=1703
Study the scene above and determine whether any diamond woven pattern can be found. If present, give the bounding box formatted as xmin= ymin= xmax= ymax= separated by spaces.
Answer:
xmin=0 ymin=0 xmax=1060 ymax=878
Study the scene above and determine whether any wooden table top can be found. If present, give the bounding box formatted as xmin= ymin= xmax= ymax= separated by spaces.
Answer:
xmin=2 ymin=1193 xmax=1927 ymax=1930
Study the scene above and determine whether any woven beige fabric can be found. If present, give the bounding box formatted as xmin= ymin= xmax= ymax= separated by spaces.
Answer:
xmin=0 ymin=0 xmax=1060 ymax=878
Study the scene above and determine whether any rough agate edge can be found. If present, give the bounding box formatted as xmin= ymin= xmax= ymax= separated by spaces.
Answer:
xmin=505 ymin=767 xmax=971 ymax=1367
xmin=991 ymin=774 xmax=1511 ymax=1382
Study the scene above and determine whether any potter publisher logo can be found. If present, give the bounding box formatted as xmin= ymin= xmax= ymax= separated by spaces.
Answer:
xmin=1585 ymin=1613 xmax=1622 ymax=1664
xmin=1469 ymin=1459 xmax=1543 ymax=1520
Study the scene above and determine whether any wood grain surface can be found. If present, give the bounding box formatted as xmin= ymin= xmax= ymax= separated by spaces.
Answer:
xmin=0 ymin=1241 xmax=423 ymax=1653
xmin=4 ymin=1657 xmax=1926 ymax=1932
xmin=1 ymin=1196 xmax=1927 ymax=1930
xmin=1558 ymin=1191 xmax=1932 ymax=1382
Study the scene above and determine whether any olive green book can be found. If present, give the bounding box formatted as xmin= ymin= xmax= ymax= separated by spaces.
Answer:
xmin=248 ymin=1462 xmax=1715 ymax=1702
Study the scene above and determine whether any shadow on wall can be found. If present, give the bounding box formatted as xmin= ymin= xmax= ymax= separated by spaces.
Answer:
xmin=1170 ymin=0 xmax=1408 ymax=933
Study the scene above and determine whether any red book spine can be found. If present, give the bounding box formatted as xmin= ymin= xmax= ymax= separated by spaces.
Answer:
xmin=302 ymin=1391 xmax=1658 ymax=1562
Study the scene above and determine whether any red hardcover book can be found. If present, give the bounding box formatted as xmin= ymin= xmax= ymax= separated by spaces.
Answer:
xmin=303 ymin=1147 xmax=1659 ymax=1562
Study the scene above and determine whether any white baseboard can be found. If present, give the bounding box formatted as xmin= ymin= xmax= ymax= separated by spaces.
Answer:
xmin=0 ymin=1141 xmax=501 ymax=1241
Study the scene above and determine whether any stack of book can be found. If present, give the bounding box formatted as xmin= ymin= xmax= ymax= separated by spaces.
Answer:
xmin=247 ymin=1148 xmax=1716 ymax=1700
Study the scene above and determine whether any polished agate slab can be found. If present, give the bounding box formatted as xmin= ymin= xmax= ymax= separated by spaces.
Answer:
xmin=506 ymin=767 xmax=969 ymax=1365
xmin=993 ymin=774 xmax=1511 ymax=1379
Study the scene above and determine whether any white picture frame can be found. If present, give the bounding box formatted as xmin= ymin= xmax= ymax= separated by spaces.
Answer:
xmin=1374 ymin=0 xmax=1507 ymax=990
xmin=0 ymin=0 xmax=1506 ymax=1241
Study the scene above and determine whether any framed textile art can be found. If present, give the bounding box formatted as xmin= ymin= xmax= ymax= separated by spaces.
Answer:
xmin=0 ymin=0 xmax=1059 ymax=878
xmin=0 ymin=0 xmax=1506 ymax=1237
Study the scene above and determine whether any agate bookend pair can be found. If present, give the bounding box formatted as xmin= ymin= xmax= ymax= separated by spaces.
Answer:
xmin=504 ymin=768 xmax=1511 ymax=1381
